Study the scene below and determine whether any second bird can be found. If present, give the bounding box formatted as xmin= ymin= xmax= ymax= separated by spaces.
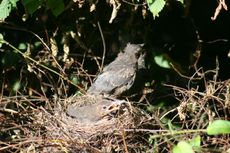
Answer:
xmin=87 ymin=43 xmax=145 ymax=97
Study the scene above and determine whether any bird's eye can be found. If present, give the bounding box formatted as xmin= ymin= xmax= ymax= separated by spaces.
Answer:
xmin=135 ymin=51 xmax=141 ymax=57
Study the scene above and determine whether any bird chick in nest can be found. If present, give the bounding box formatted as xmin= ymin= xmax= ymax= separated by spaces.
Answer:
xmin=66 ymin=96 xmax=126 ymax=123
xmin=87 ymin=43 xmax=145 ymax=97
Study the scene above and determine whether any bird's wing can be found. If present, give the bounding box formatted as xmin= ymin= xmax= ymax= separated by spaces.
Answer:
xmin=87 ymin=67 xmax=136 ymax=95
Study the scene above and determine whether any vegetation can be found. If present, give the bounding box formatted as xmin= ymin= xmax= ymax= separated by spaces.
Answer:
xmin=0 ymin=0 xmax=230 ymax=152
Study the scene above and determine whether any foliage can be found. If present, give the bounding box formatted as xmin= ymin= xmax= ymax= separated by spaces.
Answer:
xmin=46 ymin=0 xmax=64 ymax=16
xmin=153 ymin=54 xmax=171 ymax=69
xmin=0 ymin=33 xmax=3 ymax=47
xmin=207 ymin=120 xmax=230 ymax=135
xmin=21 ymin=0 xmax=43 ymax=15
xmin=173 ymin=120 xmax=230 ymax=153
xmin=0 ymin=0 xmax=19 ymax=21
xmin=0 ymin=0 xmax=65 ymax=21
xmin=147 ymin=0 xmax=166 ymax=19
xmin=173 ymin=141 xmax=195 ymax=153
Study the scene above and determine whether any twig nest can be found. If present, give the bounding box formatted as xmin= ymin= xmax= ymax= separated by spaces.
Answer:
xmin=38 ymin=94 xmax=135 ymax=142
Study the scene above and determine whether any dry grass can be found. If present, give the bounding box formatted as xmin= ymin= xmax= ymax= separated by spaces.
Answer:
xmin=0 ymin=94 xmax=153 ymax=152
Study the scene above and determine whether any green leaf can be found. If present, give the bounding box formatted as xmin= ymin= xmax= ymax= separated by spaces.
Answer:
xmin=9 ymin=0 xmax=19 ymax=7
xmin=147 ymin=0 xmax=165 ymax=19
xmin=70 ymin=75 xmax=79 ymax=85
xmin=173 ymin=141 xmax=194 ymax=153
xmin=154 ymin=54 xmax=171 ymax=69
xmin=177 ymin=0 xmax=184 ymax=4
xmin=0 ymin=0 xmax=19 ymax=21
xmin=22 ymin=0 xmax=43 ymax=15
xmin=189 ymin=135 xmax=201 ymax=148
xmin=46 ymin=0 xmax=64 ymax=17
xmin=18 ymin=43 xmax=27 ymax=50
xmin=34 ymin=41 xmax=42 ymax=47
xmin=0 ymin=33 xmax=4 ymax=48
xmin=13 ymin=80 xmax=21 ymax=92
xmin=146 ymin=105 xmax=155 ymax=112
xmin=207 ymin=120 xmax=230 ymax=135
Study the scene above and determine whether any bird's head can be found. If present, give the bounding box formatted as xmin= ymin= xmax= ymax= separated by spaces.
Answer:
xmin=97 ymin=98 xmax=126 ymax=118
xmin=123 ymin=43 xmax=145 ymax=59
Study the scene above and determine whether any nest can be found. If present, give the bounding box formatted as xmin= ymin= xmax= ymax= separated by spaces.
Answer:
xmin=34 ymin=94 xmax=142 ymax=152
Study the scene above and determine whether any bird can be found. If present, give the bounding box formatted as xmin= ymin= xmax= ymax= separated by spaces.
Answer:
xmin=66 ymin=95 xmax=125 ymax=123
xmin=87 ymin=43 xmax=145 ymax=97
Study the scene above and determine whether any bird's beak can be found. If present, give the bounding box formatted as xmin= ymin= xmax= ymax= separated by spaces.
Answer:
xmin=101 ymin=100 xmax=126 ymax=117
xmin=107 ymin=100 xmax=126 ymax=111
xmin=139 ymin=43 xmax=145 ymax=47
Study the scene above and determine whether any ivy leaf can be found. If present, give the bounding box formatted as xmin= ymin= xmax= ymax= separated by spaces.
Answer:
xmin=13 ymin=80 xmax=21 ymax=92
xmin=154 ymin=54 xmax=171 ymax=69
xmin=189 ymin=135 xmax=201 ymax=148
xmin=207 ymin=120 xmax=230 ymax=135
xmin=177 ymin=0 xmax=184 ymax=4
xmin=9 ymin=0 xmax=19 ymax=7
xmin=46 ymin=0 xmax=64 ymax=17
xmin=22 ymin=0 xmax=43 ymax=15
xmin=0 ymin=33 xmax=4 ymax=48
xmin=0 ymin=0 xmax=19 ymax=21
xmin=173 ymin=141 xmax=194 ymax=153
xmin=147 ymin=0 xmax=166 ymax=19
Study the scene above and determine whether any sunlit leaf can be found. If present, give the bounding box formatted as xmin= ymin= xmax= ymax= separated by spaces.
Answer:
xmin=71 ymin=76 xmax=79 ymax=85
xmin=154 ymin=54 xmax=171 ymax=69
xmin=147 ymin=0 xmax=165 ymax=19
xmin=189 ymin=135 xmax=201 ymax=148
xmin=0 ymin=0 xmax=19 ymax=21
xmin=145 ymin=82 xmax=151 ymax=87
xmin=177 ymin=0 xmax=184 ymax=4
xmin=18 ymin=43 xmax=27 ymax=50
xmin=173 ymin=141 xmax=194 ymax=153
xmin=207 ymin=120 xmax=230 ymax=135
xmin=9 ymin=0 xmax=19 ymax=7
xmin=0 ymin=33 xmax=4 ymax=48
xmin=34 ymin=41 xmax=42 ymax=47
xmin=188 ymin=136 xmax=201 ymax=152
xmin=13 ymin=81 xmax=21 ymax=92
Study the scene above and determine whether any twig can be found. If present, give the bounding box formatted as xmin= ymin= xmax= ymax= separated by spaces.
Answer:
xmin=121 ymin=0 xmax=146 ymax=6
xmin=0 ymin=138 xmax=44 ymax=151
xmin=211 ymin=0 xmax=228 ymax=21
xmin=0 ymin=23 xmax=66 ymax=75
xmin=160 ymin=108 xmax=177 ymax=120
xmin=97 ymin=21 xmax=106 ymax=72
xmin=1 ymin=40 xmax=86 ymax=94
xmin=124 ymin=129 xmax=169 ymax=133
xmin=109 ymin=0 xmax=121 ymax=23
xmin=170 ymin=63 xmax=201 ymax=80
xmin=121 ymin=129 xmax=129 ymax=153
xmin=0 ymin=22 xmax=50 ymax=51
xmin=124 ymin=128 xmax=206 ymax=138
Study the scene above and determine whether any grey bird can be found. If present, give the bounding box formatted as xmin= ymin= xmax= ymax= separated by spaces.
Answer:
xmin=66 ymin=96 xmax=125 ymax=123
xmin=87 ymin=43 xmax=145 ymax=97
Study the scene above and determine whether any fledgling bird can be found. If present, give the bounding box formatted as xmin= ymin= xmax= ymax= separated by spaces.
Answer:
xmin=87 ymin=43 xmax=145 ymax=97
xmin=66 ymin=96 xmax=125 ymax=123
